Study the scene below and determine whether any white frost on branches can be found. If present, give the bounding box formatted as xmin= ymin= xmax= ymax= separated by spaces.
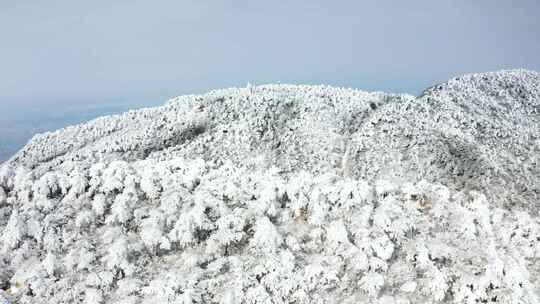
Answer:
xmin=0 ymin=70 xmax=539 ymax=303
xmin=0 ymin=156 xmax=538 ymax=303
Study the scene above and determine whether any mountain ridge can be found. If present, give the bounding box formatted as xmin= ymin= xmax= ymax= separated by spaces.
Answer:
xmin=0 ymin=69 xmax=539 ymax=303
xmin=6 ymin=69 xmax=540 ymax=212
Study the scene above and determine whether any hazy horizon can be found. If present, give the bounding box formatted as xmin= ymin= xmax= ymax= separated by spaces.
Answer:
xmin=1 ymin=0 xmax=540 ymax=162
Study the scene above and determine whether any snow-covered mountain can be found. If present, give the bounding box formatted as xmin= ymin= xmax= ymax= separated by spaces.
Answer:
xmin=0 ymin=70 xmax=539 ymax=303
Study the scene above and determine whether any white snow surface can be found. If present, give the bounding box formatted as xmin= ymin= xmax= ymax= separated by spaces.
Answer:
xmin=0 ymin=69 xmax=539 ymax=303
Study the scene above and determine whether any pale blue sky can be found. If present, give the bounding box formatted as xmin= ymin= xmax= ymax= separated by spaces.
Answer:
xmin=1 ymin=0 xmax=540 ymax=160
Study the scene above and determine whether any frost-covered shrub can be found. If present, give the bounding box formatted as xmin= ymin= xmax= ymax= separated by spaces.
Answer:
xmin=139 ymin=165 xmax=162 ymax=200
xmin=33 ymin=172 xmax=61 ymax=199
xmin=0 ymin=165 xmax=15 ymax=190
xmin=67 ymin=170 xmax=89 ymax=198
xmin=0 ymin=156 xmax=538 ymax=303
xmin=138 ymin=209 xmax=170 ymax=252
xmin=106 ymin=192 xmax=138 ymax=225
xmin=1 ymin=210 xmax=25 ymax=252
xmin=11 ymin=167 xmax=33 ymax=203
xmin=250 ymin=216 xmax=282 ymax=253
xmin=0 ymin=187 xmax=6 ymax=206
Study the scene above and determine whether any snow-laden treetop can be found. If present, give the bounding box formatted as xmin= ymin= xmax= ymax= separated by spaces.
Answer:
xmin=0 ymin=69 xmax=539 ymax=303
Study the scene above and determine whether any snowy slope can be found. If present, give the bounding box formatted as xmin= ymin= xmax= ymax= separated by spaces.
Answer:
xmin=0 ymin=70 xmax=539 ymax=303
xmin=8 ymin=70 xmax=540 ymax=212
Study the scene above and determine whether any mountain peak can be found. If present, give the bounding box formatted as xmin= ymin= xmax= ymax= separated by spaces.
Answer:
xmin=1 ymin=70 xmax=539 ymax=303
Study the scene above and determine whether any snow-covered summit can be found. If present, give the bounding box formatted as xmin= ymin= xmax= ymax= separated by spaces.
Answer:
xmin=0 ymin=70 xmax=539 ymax=303
xmin=8 ymin=69 xmax=540 ymax=211
xmin=10 ymin=84 xmax=406 ymax=171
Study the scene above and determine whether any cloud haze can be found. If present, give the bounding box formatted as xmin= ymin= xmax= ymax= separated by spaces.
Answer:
xmin=0 ymin=0 xmax=539 ymax=160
